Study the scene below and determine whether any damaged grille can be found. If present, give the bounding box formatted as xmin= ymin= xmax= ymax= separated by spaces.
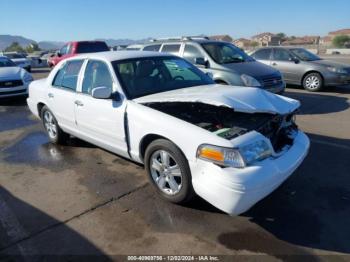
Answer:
xmin=260 ymin=74 xmax=283 ymax=88
xmin=257 ymin=114 xmax=297 ymax=152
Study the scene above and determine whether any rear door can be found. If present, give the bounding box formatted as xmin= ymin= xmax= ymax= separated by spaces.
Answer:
xmin=47 ymin=59 xmax=84 ymax=131
xmin=74 ymin=59 xmax=128 ymax=157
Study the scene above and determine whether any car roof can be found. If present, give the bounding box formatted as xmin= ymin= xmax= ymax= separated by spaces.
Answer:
xmin=143 ymin=39 xmax=226 ymax=46
xmin=71 ymin=51 xmax=175 ymax=62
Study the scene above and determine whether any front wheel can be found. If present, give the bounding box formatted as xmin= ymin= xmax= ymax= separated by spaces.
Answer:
xmin=41 ymin=106 xmax=69 ymax=144
xmin=303 ymin=73 xmax=323 ymax=92
xmin=144 ymin=139 xmax=195 ymax=204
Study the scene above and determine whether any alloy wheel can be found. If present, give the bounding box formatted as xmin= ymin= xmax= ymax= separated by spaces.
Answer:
xmin=305 ymin=75 xmax=320 ymax=90
xmin=150 ymin=150 xmax=182 ymax=196
xmin=43 ymin=111 xmax=57 ymax=139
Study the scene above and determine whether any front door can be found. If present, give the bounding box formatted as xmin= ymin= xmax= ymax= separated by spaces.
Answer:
xmin=271 ymin=48 xmax=300 ymax=83
xmin=74 ymin=60 xmax=128 ymax=157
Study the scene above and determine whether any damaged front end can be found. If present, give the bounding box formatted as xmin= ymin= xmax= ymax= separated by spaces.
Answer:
xmin=144 ymin=102 xmax=298 ymax=155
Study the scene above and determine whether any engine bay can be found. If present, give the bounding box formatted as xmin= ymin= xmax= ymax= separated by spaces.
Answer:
xmin=145 ymin=102 xmax=297 ymax=152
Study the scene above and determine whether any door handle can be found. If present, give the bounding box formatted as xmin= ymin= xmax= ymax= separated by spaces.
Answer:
xmin=48 ymin=93 xmax=54 ymax=98
xmin=74 ymin=100 xmax=84 ymax=107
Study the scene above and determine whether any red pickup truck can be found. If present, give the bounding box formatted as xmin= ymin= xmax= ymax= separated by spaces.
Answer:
xmin=48 ymin=41 xmax=109 ymax=68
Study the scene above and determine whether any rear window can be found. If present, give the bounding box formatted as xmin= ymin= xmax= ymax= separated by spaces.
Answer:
xmin=161 ymin=44 xmax=181 ymax=55
xmin=251 ymin=49 xmax=272 ymax=60
xmin=76 ymin=42 xmax=109 ymax=54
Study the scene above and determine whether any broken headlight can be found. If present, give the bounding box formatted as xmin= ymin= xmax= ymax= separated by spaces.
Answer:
xmin=239 ymin=140 xmax=272 ymax=165
xmin=197 ymin=140 xmax=272 ymax=168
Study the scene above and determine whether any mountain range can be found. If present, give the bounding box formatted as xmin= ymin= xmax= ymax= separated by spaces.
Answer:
xmin=0 ymin=34 xmax=152 ymax=51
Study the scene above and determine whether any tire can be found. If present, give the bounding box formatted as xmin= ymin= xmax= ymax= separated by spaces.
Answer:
xmin=41 ymin=106 xmax=69 ymax=144
xmin=215 ymin=80 xmax=228 ymax=85
xmin=303 ymin=72 xmax=323 ymax=92
xmin=144 ymin=139 xmax=195 ymax=204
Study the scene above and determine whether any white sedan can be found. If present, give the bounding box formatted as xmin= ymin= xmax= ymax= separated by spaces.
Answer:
xmin=0 ymin=56 xmax=33 ymax=98
xmin=27 ymin=51 xmax=310 ymax=215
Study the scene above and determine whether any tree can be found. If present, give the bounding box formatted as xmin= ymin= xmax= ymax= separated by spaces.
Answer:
xmin=332 ymin=35 xmax=350 ymax=48
xmin=4 ymin=42 xmax=26 ymax=53
xmin=26 ymin=43 xmax=41 ymax=53
xmin=250 ymin=41 xmax=259 ymax=48
xmin=276 ymin=32 xmax=286 ymax=39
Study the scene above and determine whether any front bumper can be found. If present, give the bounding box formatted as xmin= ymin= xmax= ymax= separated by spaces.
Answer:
xmin=0 ymin=83 xmax=29 ymax=98
xmin=190 ymin=131 xmax=310 ymax=215
xmin=324 ymin=73 xmax=350 ymax=86
xmin=263 ymin=81 xmax=286 ymax=94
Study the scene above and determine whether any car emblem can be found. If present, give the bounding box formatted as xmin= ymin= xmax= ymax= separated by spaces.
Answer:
xmin=273 ymin=79 xmax=277 ymax=84
xmin=4 ymin=82 xmax=12 ymax=86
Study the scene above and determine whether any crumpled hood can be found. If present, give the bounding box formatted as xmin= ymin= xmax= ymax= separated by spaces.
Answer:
xmin=134 ymin=84 xmax=300 ymax=114
xmin=222 ymin=61 xmax=280 ymax=78
xmin=312 ymin=59 xmax=350 ymax=68
xmin=0 ymin=67 xmax=23 ymax=80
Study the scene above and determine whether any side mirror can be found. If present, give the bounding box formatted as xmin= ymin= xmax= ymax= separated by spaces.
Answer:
xmin=195 ymin=57 xmax=209 ymax=68
xmin=289 ymin=57 xmax=300 ymax=64
xmin=91 ymin=86 xmax=112 ymax=99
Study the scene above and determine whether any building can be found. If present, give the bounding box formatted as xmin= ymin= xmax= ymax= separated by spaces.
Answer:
xmin=233 ymin=38 xmax=252 ymax=48
xmin=251 ymin=32 xmax=281 ymax=47
xmin=329 ymin=29 xmax=350 ymax=38
xmin=209 ymin=35 xmax=233 ymax=42
xmin=282 ymin=36 xmax=320 ymax=46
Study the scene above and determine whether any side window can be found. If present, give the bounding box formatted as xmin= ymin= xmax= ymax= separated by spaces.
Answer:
xmin=252 ymin=49 xmax=271 ymax=60
xmin=273 ymin=49 xmax=292 ymax=61
xmin=143 ymin=45 xmax=161 ymax=52
xmin=82 ymin=60 xmax=113 ymax=95
xmin=183 ymin=45 xmax=203 ymax=64
xmin=161 ymin=44 xmax=181 ymax=55
xmin=52 ymin=60 xmax=84 ymax=91
xmin=60 ymin=45 xmax=68 ymax=55
xmin=164 ymin=60 xmax=201 ymax=81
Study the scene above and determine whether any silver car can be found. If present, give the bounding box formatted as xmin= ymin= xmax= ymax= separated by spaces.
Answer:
xmin=135 ymin=37 xmax=285 ymax=94
xmin=250 ymin=47 xmax=350 ymax=92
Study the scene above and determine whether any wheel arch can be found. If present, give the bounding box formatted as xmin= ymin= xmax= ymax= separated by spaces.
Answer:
xmin=301 ymin=70 xmax=324 ymax=86
xmin=37 ymin=102 xmax=46 ymax=118
xmin=139 ymin=134 xmax=184 ymax=163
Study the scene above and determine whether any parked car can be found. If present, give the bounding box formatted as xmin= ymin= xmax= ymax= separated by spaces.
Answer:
xmin=27 ymin=51 xmax=310 ymax=215
xmin=47 ymin=41 xmax=109 ymax=68
xmin=2 ymin=52 xmax=31 ymax=72
xmin=136 ymin=36 xmax=285 ymax=94
xmin=0 ymin=56 xmax=33 ymax=98
xmin=250 ymin=47 xmax=350 ymax=92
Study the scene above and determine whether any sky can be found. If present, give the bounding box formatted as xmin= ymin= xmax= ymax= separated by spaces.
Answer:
xmin=1 ymin=0 xmax=349 ymax=42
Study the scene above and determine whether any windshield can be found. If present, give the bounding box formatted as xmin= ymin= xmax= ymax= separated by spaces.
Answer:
xmin=0 ymin=57 xmax=16 ymax=67
xmin=201 ymin=42 xmax=254 ymax=64
xmin=290 ymin=48 xmax=321 ymax=61
xmin=112 ymin=56 xmax=214 ymax=99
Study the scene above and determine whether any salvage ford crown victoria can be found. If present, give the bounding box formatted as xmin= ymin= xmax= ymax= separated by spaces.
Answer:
xmin=27 ymin=51 xmax=310 ymax=215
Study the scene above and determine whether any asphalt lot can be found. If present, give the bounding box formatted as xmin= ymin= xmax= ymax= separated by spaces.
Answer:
xmin=1 ymin=57 xmax=350 ymax=261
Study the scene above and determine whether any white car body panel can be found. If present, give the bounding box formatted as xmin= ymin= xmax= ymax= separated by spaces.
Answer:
xmin=134 ymin=84 xmax=299 ymax=114
xmin=26 ymin=51 xmax=310 ymax=215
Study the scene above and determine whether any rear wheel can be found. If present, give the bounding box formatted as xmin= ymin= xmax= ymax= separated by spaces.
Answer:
xmin=145 ymin=139 xmax=195 ymax=204
xmin=303 ymin=72 xmax=323 ymax=92
xmin=41 ymin=106 xmax=69 ymax=144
